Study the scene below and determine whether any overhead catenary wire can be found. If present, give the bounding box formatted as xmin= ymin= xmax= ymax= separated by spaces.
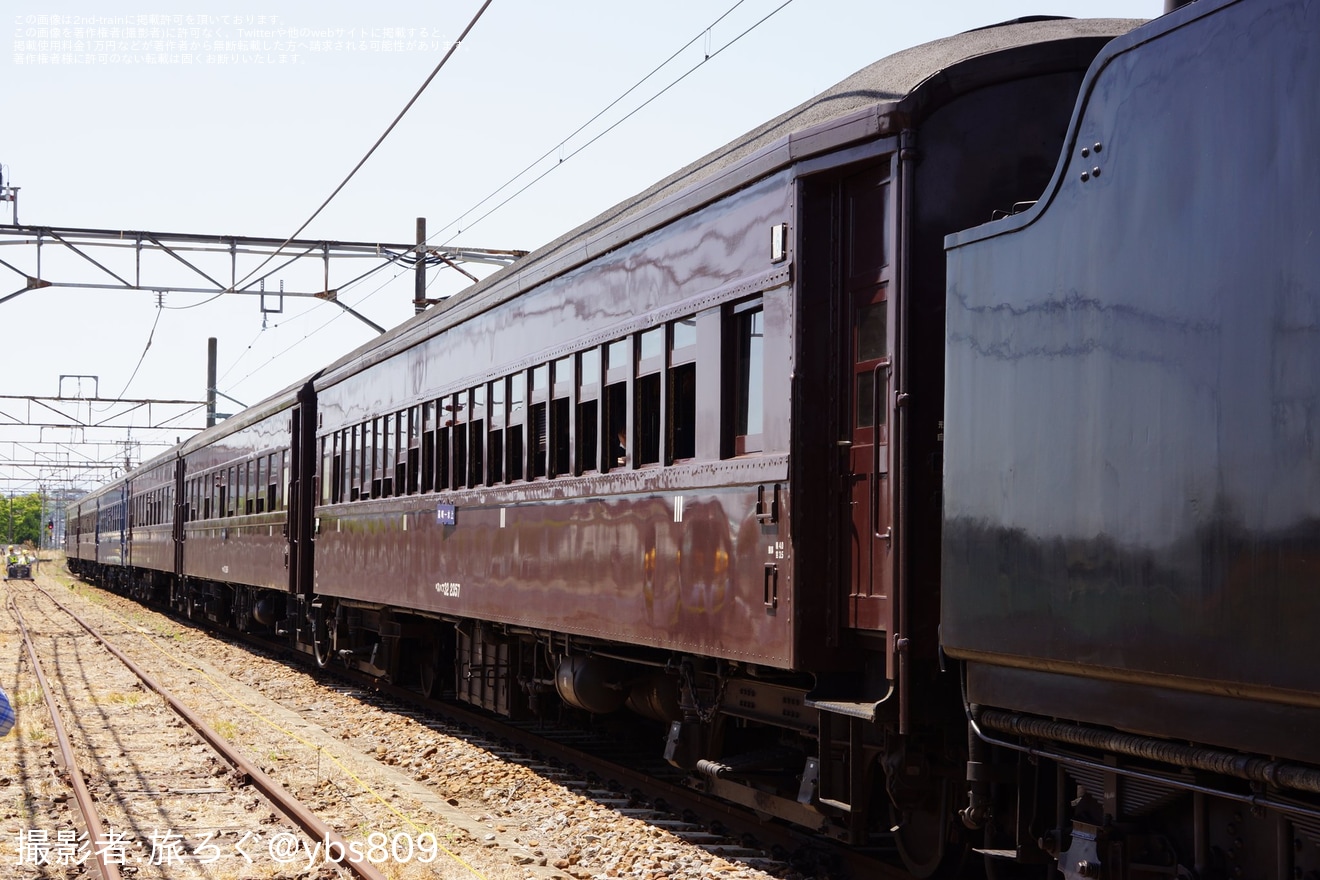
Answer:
xmin=432 ymin=0 xmax=755 ymax=243
xmin=434 ymin=0 xmax=797 ymax=246
xmin=217 ymin=0 xmax=796 ymax=399
xmin=231 ymin=0 xmax=495 ymax=294
xmin=100 ymin=302 xmax=164 ymax=408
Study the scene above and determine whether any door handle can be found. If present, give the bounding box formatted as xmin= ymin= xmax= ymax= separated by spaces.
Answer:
xmin=871 ymin=362 xmax=888 ymax=537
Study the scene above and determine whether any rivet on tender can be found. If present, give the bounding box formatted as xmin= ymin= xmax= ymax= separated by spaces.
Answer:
xmin=1081 ymin=147 xmax=1091 ymax=158
xmin=1080 ymin=171 xmax=1091 ymax=182
xmin=1092 ymin=167 xmax=1102 ymax=177
xmin=1094 ymin=142 xmax=1103 ymax=152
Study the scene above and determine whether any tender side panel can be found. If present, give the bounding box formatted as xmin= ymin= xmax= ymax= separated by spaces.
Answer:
xmin=942 ymin=0 xmax=1320 ymax=753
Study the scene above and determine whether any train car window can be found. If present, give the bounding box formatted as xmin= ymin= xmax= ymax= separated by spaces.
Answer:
xmin=234 ymin=463 xmax=244 ymax=516
xmin=855 ymin=301 xmax=889 ymax=430
xmin=672 ymin=316 xmax=697 ymax=352
xmin=580 ymin=348 xmax=601 ymax=390
xmin=577 ymin=399 xmax=598 ymax=472
xmin=256 ymin=456 xmax=266 ymax=512
xmin=396 ymin=411 xmax=406 ymax=494
xmin=604 ymin=382 xmax=627 ymax=468
xmin=577 ymin=347 xmax=601 ymax=474
xmin=437 ymin=418 xmax=451 ymax=491
xmin=508 ymin=374 xmax=525 ymax=481
xmin=487 ymin=381 xmax=505 ymax=485
xmin=469 ymin=424 xmax=485 ymax=487
xmin=606 ymin=340 xmax=629 ymax=382
xmin=636 ymin=374 xmax=661 ymax=465
xmin=406 ymin=408 xmax=419 ymax=495
xmin=507 ymin=430 xmax=524 ymax=481
xmin=280 ymin=449 xmax=288 ymax=510
xmin=421 ymin=401 xmax=436 ymax=493
xmin=320 ymin=440 xmax=332 ymax=506
xmin=382 ymin=413 xmax=396 ymax=497
xmin=268 ymin=453 xmax=278 ymax=512
xmin=530 ymin=401 xmax=548 ymax=478
xmin=551 ymin=397 xmax=570 ymax=476
xmin=451 ymin=392 xmax=468 ymax=489
xmin=362 ymin=418 xmax=376 ymax=498
xmin=553 ymin=355 xmax=573 ymax=398
xmin=489 ymin=380 xmax=505 ymax=429
xmin=530 ymin=366 xmax=548 ymax=479
xmin=636 ymin=329 xmax=663 ymax=466
xmin=728 ymin=300 xmax=765 ymax=455
xmin=487 ymin=429 xmax=504 ymax=484
xmin=639 ymin=327 xmax=663 ymax=364
xmin=605 ymin=339 xmax=630 ymax=469
xmin=669 ymin=318 xmax=698 ymax=462
xmin=348 ymin=425 xmax=360 ymax=501
xmin=330 ymin=433 xmax=343 ymax=504
xmin=395 ymin=411 xmax=408 ymax=496
xmin=469 ymin=388 xmax=486 ymax=487
xmin=551 ymin=356 xmax=573 ymax=476
xmin=220 ymin=470 xmax=230 ymax=518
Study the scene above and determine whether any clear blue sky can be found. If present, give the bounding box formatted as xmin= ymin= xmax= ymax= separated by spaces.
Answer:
xmin=1 ymin=0 xmax=1154 ymax=493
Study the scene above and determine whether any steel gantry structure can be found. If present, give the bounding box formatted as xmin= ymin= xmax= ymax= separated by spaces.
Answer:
xmin=0 ymin=222 xmax=526 ymax=332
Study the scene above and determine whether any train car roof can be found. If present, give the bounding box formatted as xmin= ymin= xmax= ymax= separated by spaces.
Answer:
xmin=176 ymin=376 xmax=303 ymax=458
xmin=313 ymin=15 xmax=1140 ymax=387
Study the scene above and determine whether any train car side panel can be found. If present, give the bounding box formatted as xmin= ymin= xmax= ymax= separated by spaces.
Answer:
xmin=312 ymin=173 xmax=798 ymax=668
xmin=126 ymin=456 xmax=177 ymax=577
xmin=179 ymin=403 xmax=294 ymax=593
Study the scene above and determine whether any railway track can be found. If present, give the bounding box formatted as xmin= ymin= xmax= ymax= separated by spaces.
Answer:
xmin=109 ymin=594 xmax=907 ymax=879
xmin=6 ymin=580 xmax=394 ymax=879
xmin=12 ymin=561 xmax=901 ymax=880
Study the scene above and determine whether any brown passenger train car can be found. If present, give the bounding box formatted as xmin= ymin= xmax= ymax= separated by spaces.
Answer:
xmin=64 ymin=13 xmax=1186 ymax=877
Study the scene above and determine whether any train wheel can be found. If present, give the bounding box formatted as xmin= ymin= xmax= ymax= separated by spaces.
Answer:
xmin=418 ymin=632 xmax=443 ymax=698
xmin=312 ymin=601 xmax=337 ymax=668
xmin=891 ymin=779 xmax=967 ymax=879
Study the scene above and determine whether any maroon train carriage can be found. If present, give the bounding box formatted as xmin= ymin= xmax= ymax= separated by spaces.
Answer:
xmin=943 ymin=0 xmax=1320 ymax=877
xmin=65 ymin=474 xmax=129 ymax=582
xmin=64 ymin=484 xmax=105 ymax=571
xmin=174 ymin=384 xmax=304 ymax=628
xmin=118 ymin=452 xmax=177 ymax=602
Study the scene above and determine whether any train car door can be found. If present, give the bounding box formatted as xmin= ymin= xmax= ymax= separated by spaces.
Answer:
xmin=120 ymin=481 xmax=130 ymax=566
xmin=287 ymin=379 xmax=318 ymax=597
xmin=173 ymin=457 xmax=186 ymax=578
xmin=841 ymin=163 xmax=896 ymax=633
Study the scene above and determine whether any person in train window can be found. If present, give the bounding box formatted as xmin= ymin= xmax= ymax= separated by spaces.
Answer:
xmin=613 ymin=428 xmax=626 ymax=467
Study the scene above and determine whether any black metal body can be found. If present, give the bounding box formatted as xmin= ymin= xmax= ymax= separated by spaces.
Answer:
xmin=944 ymin=0 xmax=1320 ymax=875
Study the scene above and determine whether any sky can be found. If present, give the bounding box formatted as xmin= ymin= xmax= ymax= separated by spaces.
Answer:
xmin=0 ymin=0 xmax=1155 ymax=497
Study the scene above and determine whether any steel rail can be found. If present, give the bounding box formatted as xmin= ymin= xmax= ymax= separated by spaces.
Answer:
xmin=27 ymin=584 xmax=389 ymax=880
xmin=9 ymin=595 xmax=121 ymax=880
